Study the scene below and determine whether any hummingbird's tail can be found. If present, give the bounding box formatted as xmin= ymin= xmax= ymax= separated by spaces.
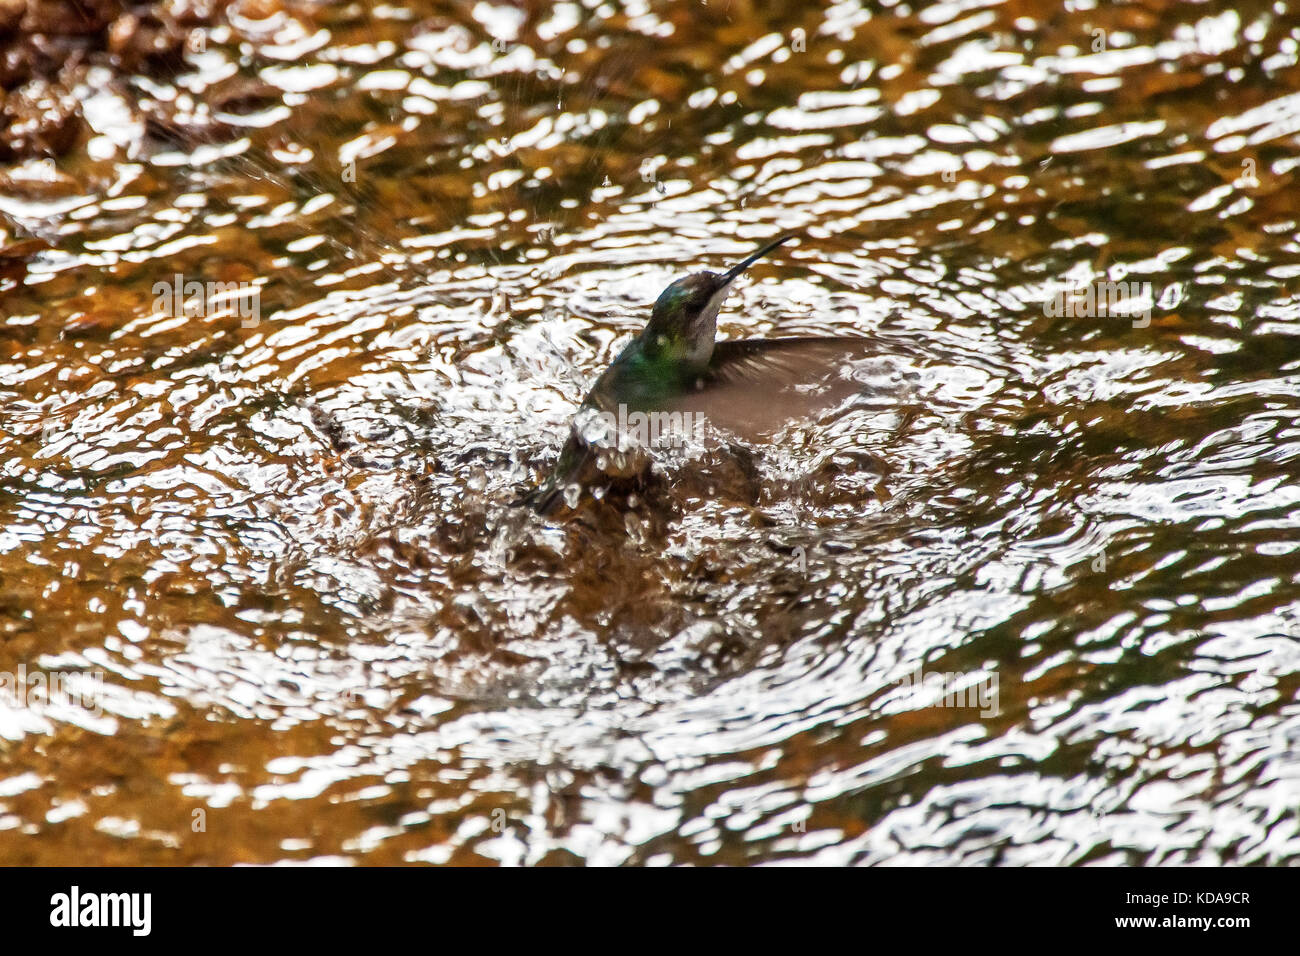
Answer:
xmin=516 ymin=432 xmax=593 ymax=516
xmin=512 ymin=472 xmax=564 ymax=515
xmin=528 ymin=483 xmax=565 ymax=516
xmin=509 ymin=486 xmax=556 ymax=515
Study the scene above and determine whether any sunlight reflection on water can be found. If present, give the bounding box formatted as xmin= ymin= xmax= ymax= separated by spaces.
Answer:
xmin=0 ymin=0 xmax=1298 ymax=865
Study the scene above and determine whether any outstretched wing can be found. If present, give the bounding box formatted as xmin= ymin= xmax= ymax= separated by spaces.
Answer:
xmin=666 ymin=336 xmax=876 ymax=438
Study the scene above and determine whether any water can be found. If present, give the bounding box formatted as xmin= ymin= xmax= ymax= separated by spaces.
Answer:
xmin=1 ymin=0 xmax=1298 ymax=864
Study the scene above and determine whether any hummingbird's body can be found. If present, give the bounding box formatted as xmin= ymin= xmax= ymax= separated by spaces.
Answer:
xmin=528 ymin=236 xmax=870 ymax=515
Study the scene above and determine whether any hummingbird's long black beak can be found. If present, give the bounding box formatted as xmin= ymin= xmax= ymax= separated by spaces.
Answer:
xmin=719 ymin=235 xmax=795 ymax=286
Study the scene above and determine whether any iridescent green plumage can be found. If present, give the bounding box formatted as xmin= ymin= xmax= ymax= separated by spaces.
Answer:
xmin=526 ymin=235 xmax=870 ymax=515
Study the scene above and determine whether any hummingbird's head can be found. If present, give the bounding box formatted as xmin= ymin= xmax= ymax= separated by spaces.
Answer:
xmin=641 ymin=235 xmax=794 ymax=366
xmin=644 ymin=272 xmax=729 ymax=365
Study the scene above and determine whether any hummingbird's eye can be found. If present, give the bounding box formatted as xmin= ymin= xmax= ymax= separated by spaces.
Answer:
xmin=650 ymin=274 xmax=719 ymax=328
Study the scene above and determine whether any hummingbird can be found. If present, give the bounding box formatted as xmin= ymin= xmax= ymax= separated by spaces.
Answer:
xmin=526 ymin=235 xmax=872 ymax=515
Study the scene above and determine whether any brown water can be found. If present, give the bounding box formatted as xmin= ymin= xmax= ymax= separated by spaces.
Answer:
xmin=2 ymin=0 xmax=1299 ymax=865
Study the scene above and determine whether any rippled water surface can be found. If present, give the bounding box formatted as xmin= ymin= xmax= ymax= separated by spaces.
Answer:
xmin=2 ymin=0 xmax=1300 ymax=864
